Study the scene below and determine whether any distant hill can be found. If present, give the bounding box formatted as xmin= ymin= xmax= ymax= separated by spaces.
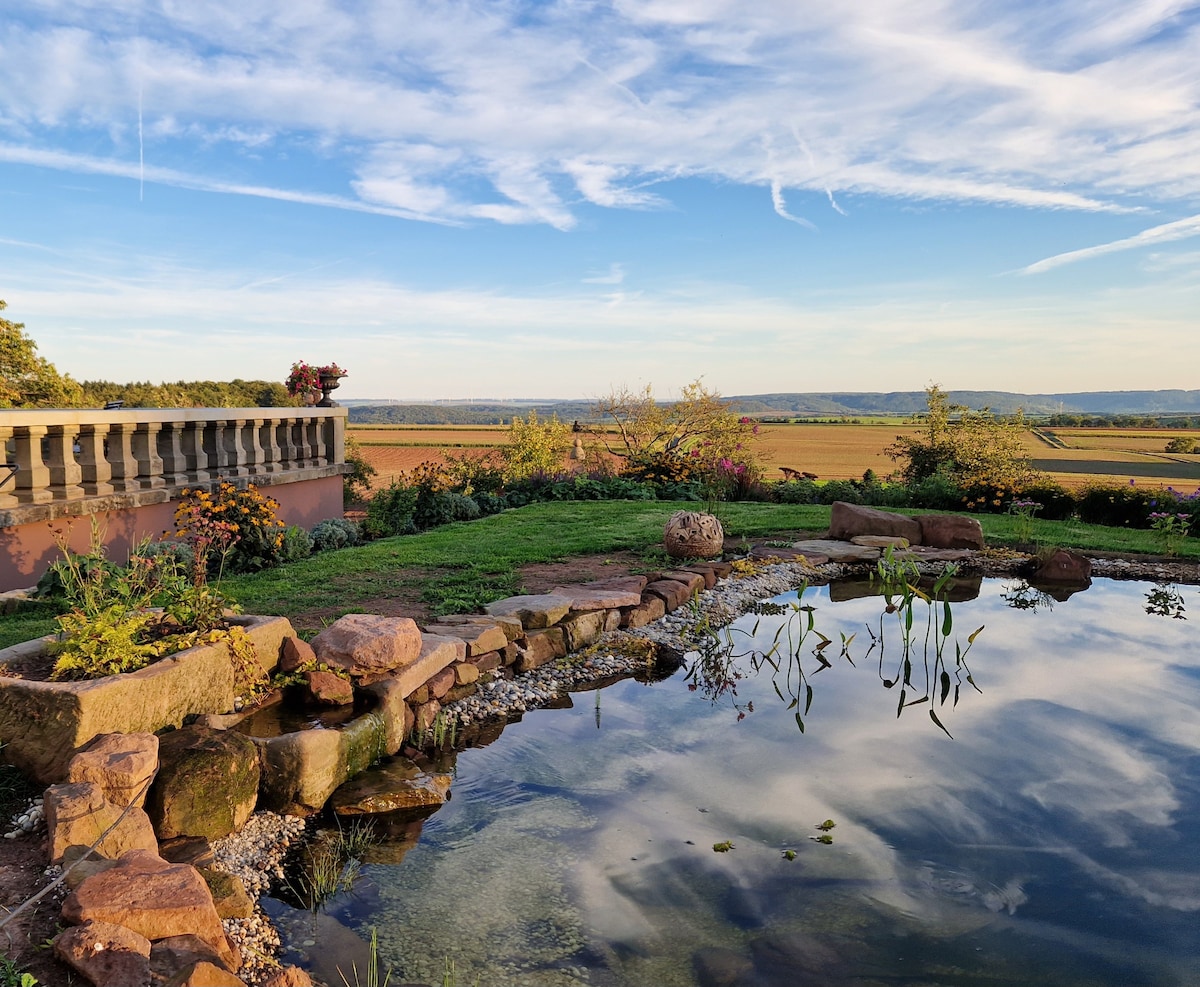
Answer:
xmin=346 ymin=390 xmax=1200 ymax=424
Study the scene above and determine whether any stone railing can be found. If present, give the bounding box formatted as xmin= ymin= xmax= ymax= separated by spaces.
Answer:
xmin=0 ymin=407 xmax=347 ymax=524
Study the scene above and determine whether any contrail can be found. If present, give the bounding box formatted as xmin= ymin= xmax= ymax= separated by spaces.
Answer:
xmin=138 ymin=80 xmax=144 ymax=202
xmin=770 ymin=180 xmax=817 ymax=230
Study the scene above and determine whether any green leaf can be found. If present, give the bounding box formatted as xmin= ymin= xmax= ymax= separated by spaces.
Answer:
xmin=939 ymin=670 xmax=951 ymax=704
xmin=804 ymin=683 xmax=814 ymax=715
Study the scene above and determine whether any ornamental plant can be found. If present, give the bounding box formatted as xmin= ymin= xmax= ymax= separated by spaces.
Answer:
xmin=1007 ymin=499 xmax=1043 ymax=544
xmin=1149 ymin=511 xmax=1191 ymax=556
xmin=175 ymin=482 xmax=286 ymax=573
xmin=44 ymin=518 xmax=246 ymax=683
xmin=285 ymin=361 xmax=348 ymax=396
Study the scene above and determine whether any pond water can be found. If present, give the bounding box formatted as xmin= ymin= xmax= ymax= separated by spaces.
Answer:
xmin=289 ymin=577 xmax=1200 ymax=987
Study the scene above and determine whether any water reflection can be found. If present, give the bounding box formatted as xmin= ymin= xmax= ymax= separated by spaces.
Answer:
xmin=316 ymin=579 xmax=1199 ymax=987
xmin=1145 ymin=582 xmax=1188 ymax=619
xmin=687 ymin=568 xmax=984 ymax=737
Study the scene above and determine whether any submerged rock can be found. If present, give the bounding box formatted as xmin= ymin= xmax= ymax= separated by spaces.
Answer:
xmin=328 ymin=756 xmax=452 ymax=818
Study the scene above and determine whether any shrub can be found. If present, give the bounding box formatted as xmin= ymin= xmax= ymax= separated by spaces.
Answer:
xmin=1076 ymin=482 xmax=1167 ymax=528
xmin=1165 ymin=436 xmax=1197 ymax=453
xmin=363 ymin=482 xmax=419 ymax=539
xmin=342 ymin=434 xmax=378 ymax=503
xmin=621 ymin=450 xmax=704 ymax=486
xmin=816 ymin=479 xmax=863 ymax=505
xmin=472 ymin=491 xmax=508 ymax=515
xmin=1012 ymin=481 xmax=1076 ymax=521
xmin=414 ymin=490 xmax=480 ymax=529
xmin=502 ymin=410 xmax=573 ymax=481
xmin=310 ymin=517 xmax=362 ymax=552
xmin=175 ymin=482 xmax=286 ymax=574
xmin=772 ymin=479 xmax=818 ymax=504
xmin=280 ymin=524 xmax=314 ymax=562
xmin=139 ymin=539 xmax=197 ymax=571
xmin=907 ymin=470 xmax=962 ymax=510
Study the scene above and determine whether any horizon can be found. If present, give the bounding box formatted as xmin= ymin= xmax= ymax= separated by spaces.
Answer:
xmin=2 ymin=2 xmax=1198 ymax=400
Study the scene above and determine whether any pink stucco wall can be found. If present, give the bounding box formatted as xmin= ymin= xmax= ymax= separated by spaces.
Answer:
xmin=0 ymin=475 xmax=344 ymax=592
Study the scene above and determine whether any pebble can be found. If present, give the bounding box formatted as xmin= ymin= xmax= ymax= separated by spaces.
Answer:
xmin=3 ymin=797 xmax=43 ymax=839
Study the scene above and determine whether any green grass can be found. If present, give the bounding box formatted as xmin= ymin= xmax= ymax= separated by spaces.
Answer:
xmin=2 ymin=500 xmax=1193 ymax=648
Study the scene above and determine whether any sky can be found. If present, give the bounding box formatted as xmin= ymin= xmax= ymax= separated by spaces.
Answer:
xmin=1 ymin=0 xmax=1198 ymax=402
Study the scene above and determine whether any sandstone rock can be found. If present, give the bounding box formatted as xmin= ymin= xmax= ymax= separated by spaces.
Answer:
xmin=330 ymin=755 xmax=453 ymax=816
xmin=61 ymin=846 xmax=120 ymax=890
xmin=918 ymin=513 xmax=985 ymax=550
xmin=621 ymin=595 xmax=665 ymax=628
xmin=148 ymin=726 xmax=260 ymax=842
xmin=302 ymin=669 xmax=354 ymax=706
xmin=789 ymin=539 xmax=883 ymax=563
xmin=150 ymin=935 xmax=232 ymax=985
xmin=198 ymin=868 xmax=254 ymax=920
xmin=311 ymin=614 xmax=422 ymax=679
xmin=278 ymin=635 xmax=316 ymax=674
xmin=1033 ymin=549 xmax=1092 ymax=584
xmin=749 ymin=544 xmax=829 ymax=564
xmin=360 ymin=677 xmax=415 ymax=759
xmin=467 ymin=650 xmax=502 ymax=672
xmin=663 ymin=511 xmax=724 ymax=559
xmin=260 ymin=966 xmax=314 ymax=987
xmin=165 ymin=960 xmax=247 ymax=986
xmin=829 ymin=502 xmax=923 ymax=544
xmin=850 ymin=534 xmax=910 ymax=548
xmin=55 ymin=919 xmax=152 ymax=987
xmin=421 ymin=619 xmax=508 ymax=656
xmin=158 ymin=837 xmax=217 ymax=869
xmin=546 ymin=585 xmax=643 ymax=611
xmin=561 ymin=611 xmax=607 ymax=651
xmin=67 ymin=732 xmax=159 ymax=808
xmin=680 ymin=565 xmax=718 ymax=589
xmin=644 ymin=579 xmax=694 ymax=612
xmin=663 ymin=570 xmax=706 ymax=596
xmin=45 ymin=781 xmax=159 ymax=864
xmin=427 ymin=666 xmax=457 ymax=700
xmin=515 ymin=628 xmax=567 ymax=671
xmin=484 ymin=594 xmax=573 ymax=629
xmin=452 ymin=661 xmax=480 ymax=686
xmin=376 ymin=633 xmax=465 ymax=696
xmin=584 ymin=574 xmax=649 ymax=594
xmin=62 ymin=850 xmax=231 ymax=960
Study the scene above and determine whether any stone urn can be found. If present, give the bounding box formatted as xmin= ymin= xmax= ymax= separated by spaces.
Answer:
xmin=317 ymin=373 xmax=346 ymax=407
xmin=663 ymin=510 xmax=724 ymax=559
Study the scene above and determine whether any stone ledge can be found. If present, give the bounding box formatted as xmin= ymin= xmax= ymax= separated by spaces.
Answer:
xmin=0 ymin=465 xmax=349 ymax=528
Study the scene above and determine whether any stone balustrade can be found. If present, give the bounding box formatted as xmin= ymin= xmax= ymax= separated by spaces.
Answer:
xmin=0 ymin=407 xmax=346 ymax=521
xmin=0 ymin=408 xmax=349 ymax=590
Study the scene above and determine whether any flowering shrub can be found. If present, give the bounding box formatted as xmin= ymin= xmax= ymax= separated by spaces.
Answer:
xmin=1149 ymin=511 xmax=1191 ymax=556
xmin=1007 ymin=499 xmax=1043 ymax=543
xmin=175 ymin=482 xmax=286 ymax=574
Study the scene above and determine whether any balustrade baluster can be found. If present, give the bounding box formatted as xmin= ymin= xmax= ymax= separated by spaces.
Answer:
xmin=158 ymin=421 xmax=189 ymax=486
xmin=12 ymin=426 xmax=52 ymax=503
xmin=132 ymin=423 xmax=166 ymax=489
xmin=76 ymin=424 xmax=114 ymax=496
xmin=106 ymin=423 xmax=138 ymax=493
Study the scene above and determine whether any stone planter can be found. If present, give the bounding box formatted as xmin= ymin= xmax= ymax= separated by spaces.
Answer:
xmin=0 ymin=615 xmax=294 ymax=784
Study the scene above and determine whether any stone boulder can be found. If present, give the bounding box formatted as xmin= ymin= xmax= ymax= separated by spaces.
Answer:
xmin=310 ymin=614 xmax=422 ymax=680
xmin=302 ymin=669 xmax=354 ymax=706
xmin=918 ymin=513 xmax=985 ymax=550
xmin=485 ymin=594 xmax=573 ymax=629
xmin=329 ymin=756 xmax=453 ymax=817
xmin=61 ymin=849 xmax=236 ymax=968
xmin=164 ymin=960 xmax=247 ymax=986
xmin=55 ymin=919 xmax=153 ymax=987
xmin=829 ymin=502 xmax=923 ymax=544
xmin=278 ymin=635 xmax=317 ymax=674
xmin=1033 ymin=549 xmax=1092 ymax=584
xmin=67 ymin=732 xmax=159 ymax=808
xmin=663 ymin=511 xmax=724 ymax=559
xmin=148 ymin=726 xmax=260 ymax=842
xmin=44 ymin=781 xmax=159 ymax=865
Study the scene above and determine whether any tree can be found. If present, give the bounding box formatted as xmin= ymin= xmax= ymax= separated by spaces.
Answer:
xmin=0 ymin=300 xmax=85 ymax=408
xmin=591 ymin=379 xmax=762 ymax=474
xmin=886 ymin=384 xmax=1039 ymax=488
xmin=501 ymin=409 xmax=573 ymax=481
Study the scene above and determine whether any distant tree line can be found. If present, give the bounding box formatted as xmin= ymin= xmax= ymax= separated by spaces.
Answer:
xmin=1042 ymin=413 xmax=1200 ymax=429
xmin=78 ymin=379 xmax=292 ymax=409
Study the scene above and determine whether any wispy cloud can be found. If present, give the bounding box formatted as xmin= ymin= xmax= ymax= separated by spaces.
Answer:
xmin=1 ymin=0 xmax=1196 ymax=230
xmin=1020 ymin=214 xmax=1200 ymax=274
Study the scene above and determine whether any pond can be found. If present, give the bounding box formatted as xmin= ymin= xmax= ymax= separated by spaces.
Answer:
xmin=278 ymin=576 xmax=1200 ymax=987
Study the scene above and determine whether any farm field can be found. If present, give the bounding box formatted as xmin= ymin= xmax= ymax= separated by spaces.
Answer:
xmin=350 ymin=423 xmax=1200 ymax=493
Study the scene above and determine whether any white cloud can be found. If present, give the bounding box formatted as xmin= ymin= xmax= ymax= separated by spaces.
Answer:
xmin=1 ymin=0 xmax=1196 ymax=230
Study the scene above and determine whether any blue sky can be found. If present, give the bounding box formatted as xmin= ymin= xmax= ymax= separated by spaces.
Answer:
xmin=1 ymin=0 xmax=1198 ymax=401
